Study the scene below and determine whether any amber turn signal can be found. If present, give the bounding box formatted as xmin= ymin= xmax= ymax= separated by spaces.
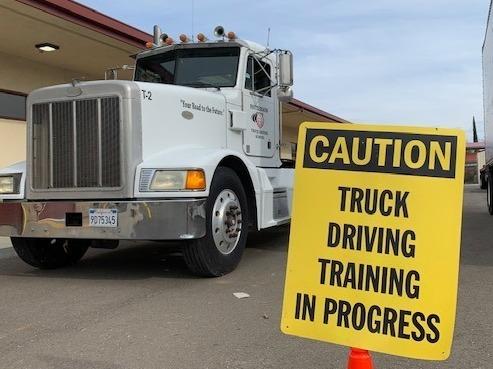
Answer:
xmin=186 ymin=170 xmax=206 ymax=190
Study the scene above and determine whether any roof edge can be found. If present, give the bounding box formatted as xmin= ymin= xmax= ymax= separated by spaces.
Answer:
xmin=288 ymin=98 xmax=349 ymax=123
xmin=15 ymin=0 xmax=152 ymax=48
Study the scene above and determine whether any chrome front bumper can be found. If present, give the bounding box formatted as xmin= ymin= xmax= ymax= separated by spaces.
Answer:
xmin=0 ymin=199 xmax=206 ymax=240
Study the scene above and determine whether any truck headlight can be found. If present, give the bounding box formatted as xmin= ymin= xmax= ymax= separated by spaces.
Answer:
xmin=0 ymin=175 xmax=20 ymax=194
xmin=148 ymin=170 xmax=206 ymax=191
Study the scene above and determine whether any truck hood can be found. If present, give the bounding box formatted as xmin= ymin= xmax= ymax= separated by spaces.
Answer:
xmin=134 ymin=82 xmax=228 ymax=161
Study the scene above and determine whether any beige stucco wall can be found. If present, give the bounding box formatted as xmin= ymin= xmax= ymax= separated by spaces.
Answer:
xmin=0 ymin=118 xmax=26 ymax=168
xmin=0 ymin=51 xmax=98 ymax=168
xmin=477 ymin=150 xmax=486 ymax=184
xmin=0 ymin=50 xmax=98 ymax=93
xmin=281 ymin=126 xmax=299 ymax=159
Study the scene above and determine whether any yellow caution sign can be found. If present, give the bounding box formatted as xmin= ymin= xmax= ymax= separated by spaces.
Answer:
xmin=281 ymin=122 xmax=465 ymax=360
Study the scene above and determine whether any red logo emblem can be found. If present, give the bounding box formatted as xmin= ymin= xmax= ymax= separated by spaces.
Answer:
xmin=252 ymin=112 xmax=264 ymax=129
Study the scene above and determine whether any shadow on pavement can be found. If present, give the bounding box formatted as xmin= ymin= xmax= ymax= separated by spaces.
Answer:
xmin=0 ymin=226 xmax=290 ymax=281
xmin=0 ymin=242 xmax=197 ymax=281
xmin=246 ymin=224 xmax=290 ymax=251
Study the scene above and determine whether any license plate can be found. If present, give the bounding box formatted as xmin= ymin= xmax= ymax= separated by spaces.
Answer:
xmin=89 ymin=209 xmax=118 ymax=228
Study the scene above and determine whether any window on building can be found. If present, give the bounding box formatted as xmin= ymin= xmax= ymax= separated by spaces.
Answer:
xmin=245 ymin=56 xmax=272 ymax=96
xmin=0 ymin=90 xmax=27 ymax=120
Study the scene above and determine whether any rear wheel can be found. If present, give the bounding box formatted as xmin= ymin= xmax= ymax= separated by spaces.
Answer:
xmin=11 ymin=238 xmax=90 ymax=269
xmin=183 ymin=167 xmax=249 ymax=277
xmin=481 ymin=173 xmax=488 ymax=189
xmin=488 ymin=173 xmax=493 ymax=215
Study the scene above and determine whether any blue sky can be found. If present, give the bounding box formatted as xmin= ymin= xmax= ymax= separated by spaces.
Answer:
xmin=82 ymin=0 xmax=489 ymax=140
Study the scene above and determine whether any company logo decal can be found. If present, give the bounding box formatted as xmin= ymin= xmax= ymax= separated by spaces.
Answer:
xmin=252 ymin=112 xmax=265 ymax=129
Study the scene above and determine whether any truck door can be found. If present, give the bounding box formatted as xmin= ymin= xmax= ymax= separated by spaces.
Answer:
xmin=242 ymin=55 xmax=276 ymax=158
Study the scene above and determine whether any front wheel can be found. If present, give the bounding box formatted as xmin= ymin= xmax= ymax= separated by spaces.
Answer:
xmin=183 ymin=167 xmax=249 ymax=277
xmin=11 ymin=238 xmax=90 ymax=269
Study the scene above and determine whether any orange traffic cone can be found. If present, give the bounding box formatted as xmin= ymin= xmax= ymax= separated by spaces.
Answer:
xmin=347 ymin=348 xmax=374 ymax=369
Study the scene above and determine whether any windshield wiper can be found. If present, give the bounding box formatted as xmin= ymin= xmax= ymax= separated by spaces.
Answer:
xmin=182 ymin=81 xmax=221 ymax=90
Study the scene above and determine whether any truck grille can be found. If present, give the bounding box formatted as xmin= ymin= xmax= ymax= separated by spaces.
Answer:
xmin=32 ymin=97 xmax=121 ymax=189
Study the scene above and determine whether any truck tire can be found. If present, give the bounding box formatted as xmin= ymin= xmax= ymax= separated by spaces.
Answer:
xmin=488 ymin=173 xmax=493 ymax=215
xmin=183 ymin=167 xmax=249 ymax=277
xmin=11 ymin=238 xmax=90 ymax=269
xmin=481 ymin=174 xmax=488 ymax=190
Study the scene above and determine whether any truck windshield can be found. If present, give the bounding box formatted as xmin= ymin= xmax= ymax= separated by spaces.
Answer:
xmin=134 ymin=47 xmax=240 ymax=88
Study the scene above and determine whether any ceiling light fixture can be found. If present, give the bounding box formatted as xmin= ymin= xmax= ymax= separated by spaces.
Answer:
xmin=35 ymin=43 xmax=60 ymax=52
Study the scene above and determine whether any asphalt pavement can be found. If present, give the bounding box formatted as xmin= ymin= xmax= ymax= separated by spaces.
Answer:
xmin=0 ymin=187 xmax=492 ymax=369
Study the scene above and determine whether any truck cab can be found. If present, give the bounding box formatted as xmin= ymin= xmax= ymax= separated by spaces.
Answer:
xmin=0 ymin=26 xmax=325 ymax=276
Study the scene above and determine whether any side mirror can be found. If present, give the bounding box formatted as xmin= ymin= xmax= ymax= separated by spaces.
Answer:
xmin=278 ymin=87 xmax=293 ymax=102
xmin=279 ymin=51 xmax=294 ymax=87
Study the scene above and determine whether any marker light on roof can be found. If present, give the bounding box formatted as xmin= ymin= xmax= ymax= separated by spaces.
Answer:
xmin=145 ymin=41 xmax=154 ymax=49
xmin=227 ymin=31 xmax=236 ymax=40
xmin=197 ymin=33 xmax=208 ymax=42
xmin=179 ymin=34 xmax=190 ymax=43
xmin=165 ymin=37 xmax=174 ymax=46
xmin=160 ymin=33 xmax=169 ymax=44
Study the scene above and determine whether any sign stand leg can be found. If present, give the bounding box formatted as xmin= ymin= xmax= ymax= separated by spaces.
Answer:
xmin=347 ymin=347 xmax=374 ymax=369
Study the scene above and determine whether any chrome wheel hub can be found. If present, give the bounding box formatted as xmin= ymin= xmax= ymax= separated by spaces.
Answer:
xmin=212 ymin=189 xmax=242 ymax=255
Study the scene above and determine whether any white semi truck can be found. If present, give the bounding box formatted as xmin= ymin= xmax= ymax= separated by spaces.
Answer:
xmin=0 ymin=26 xmax=342 ymax=276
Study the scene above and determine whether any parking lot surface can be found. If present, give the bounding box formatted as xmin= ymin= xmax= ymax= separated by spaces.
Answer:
xmin=0 ymin=186 xmax=492 ymax=369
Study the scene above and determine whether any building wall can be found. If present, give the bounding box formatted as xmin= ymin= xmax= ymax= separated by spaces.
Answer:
xmin=0 ymin=118 xmax=26 ymax=168
xmin=0 ymin=50 xmax=97 ymax=168
xmin=281 ymin=126 xmax=298 ymax=159
xmin=478 ymin=150 xmax=486 ymax=170
xmin=0 ymin=50 xmax=97 ymax=93
xmin=465 ymin=148 xmax=486 ymax=184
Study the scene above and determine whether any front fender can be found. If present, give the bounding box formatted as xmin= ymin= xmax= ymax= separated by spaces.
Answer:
xmin=134 ymin=146 xmax=262 ymax=199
